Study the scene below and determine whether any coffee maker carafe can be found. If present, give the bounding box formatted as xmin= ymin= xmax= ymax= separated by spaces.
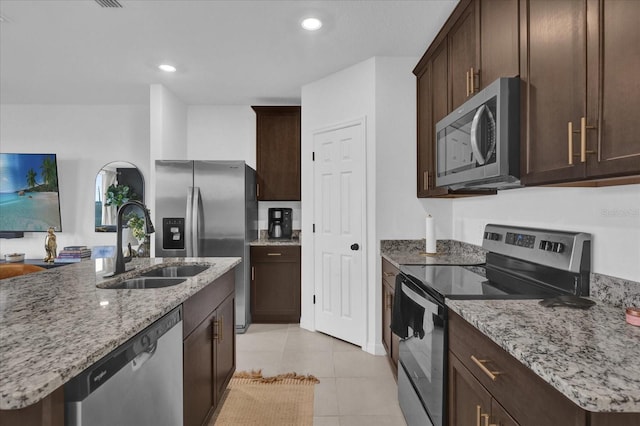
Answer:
xmin=268 ymin=208 xmax=292 ymax=239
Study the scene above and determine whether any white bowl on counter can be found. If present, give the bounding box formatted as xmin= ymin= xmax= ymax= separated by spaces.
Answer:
xmin=4 ymin=253 xmax=25 ymax=263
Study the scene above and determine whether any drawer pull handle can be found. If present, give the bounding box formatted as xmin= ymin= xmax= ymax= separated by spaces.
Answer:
xmin=383 ymin=272 xmax=395 ymax=277
xmin=267 ymin=253 xmax=282 ymax=256
xmin=471 ymin=355 xmax=501 ymax=381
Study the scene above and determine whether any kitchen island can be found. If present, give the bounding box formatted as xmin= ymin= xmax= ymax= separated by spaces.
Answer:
xmin=0 ymin=256 xmax=240 ymax=413
xmin=447 ymin=298 xmax=640 ymax=424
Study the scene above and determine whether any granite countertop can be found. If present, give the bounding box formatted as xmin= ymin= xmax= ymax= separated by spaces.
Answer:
xmin=447 ymin=299 xmax=640 ymax=413
xmin=0 ymin=256 xmax=241 ymax=410
xmin=381 ymin=239 xmax=486 ymax=268
xmin=250 ymin=237 xmax=300 ymax=246
xmin=251 ymin=229 xmax=301 ymax=246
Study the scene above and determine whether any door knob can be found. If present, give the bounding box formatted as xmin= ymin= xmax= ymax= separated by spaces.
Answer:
xmin=350 ymin=243 xmax=359 ymax=251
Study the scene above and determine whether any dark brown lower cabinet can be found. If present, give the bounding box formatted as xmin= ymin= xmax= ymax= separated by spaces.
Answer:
xmin=250 ymin=245 xmax=301 ymax=323
xmin=381 ymin=258 xmax=400 ymax=377
xmin=449 ymin=353 xmax=518 ymax=426
xmin=449 ymin=311 xmax=640 ymax=426
xmin=0 ymin=387 xmax=64 ymax=426
xmin=183 ymin=269 xmax=236 ymax=426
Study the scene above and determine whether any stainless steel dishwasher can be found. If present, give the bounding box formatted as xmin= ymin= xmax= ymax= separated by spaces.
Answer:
xmin=65 ymin=306 xmax=183 ymax=426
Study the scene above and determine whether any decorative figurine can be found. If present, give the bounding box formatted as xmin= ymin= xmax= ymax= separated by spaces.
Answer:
xmin=44 ymin=227 xmax=57 ymax=262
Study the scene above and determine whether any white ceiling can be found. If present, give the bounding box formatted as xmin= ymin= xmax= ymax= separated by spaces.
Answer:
xmin=0 ymin=0 xmax=458 ymax=105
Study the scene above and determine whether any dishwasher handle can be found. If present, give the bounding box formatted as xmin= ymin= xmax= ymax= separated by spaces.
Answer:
xmin=131 ymin=342 xmax=158 ymax=372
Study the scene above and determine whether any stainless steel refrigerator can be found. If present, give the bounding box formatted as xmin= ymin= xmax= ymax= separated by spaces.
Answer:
xmin=155 ymin=160 xmax=257 ymax=333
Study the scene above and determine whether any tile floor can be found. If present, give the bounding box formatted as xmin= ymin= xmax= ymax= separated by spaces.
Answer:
xmin=236 ymin=323 xmax=408 ymax=426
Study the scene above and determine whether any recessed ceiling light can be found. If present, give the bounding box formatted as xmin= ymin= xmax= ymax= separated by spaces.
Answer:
xmin=301 ymin=17 xmax=322 ymax=31
xmin=158 ymin=64 xmax=177 ymax=73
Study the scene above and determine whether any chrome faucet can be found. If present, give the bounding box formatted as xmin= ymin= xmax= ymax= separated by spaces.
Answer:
xmin=115 ymin=200 xmax=155 ymax=275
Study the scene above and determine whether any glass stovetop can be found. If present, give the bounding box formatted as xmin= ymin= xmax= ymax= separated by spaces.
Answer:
xmin=399 ymin=264 xmax=562 ymax=301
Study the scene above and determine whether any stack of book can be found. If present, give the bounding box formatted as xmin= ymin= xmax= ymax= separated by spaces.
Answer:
xmin=55 ymin=246 xmax=92 ymax=263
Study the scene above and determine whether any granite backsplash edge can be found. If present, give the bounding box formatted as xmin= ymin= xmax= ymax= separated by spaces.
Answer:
xmin=380 ymin=239 xmax=640 ymax=308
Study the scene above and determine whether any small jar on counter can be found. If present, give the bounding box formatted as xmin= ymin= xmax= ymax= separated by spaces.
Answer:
xmin=625 ymin=307 xmax=640 ymax=327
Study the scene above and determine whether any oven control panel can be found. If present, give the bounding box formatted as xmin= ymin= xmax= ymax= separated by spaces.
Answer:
xmin=482 ymin=224 xmax=591 ymax=273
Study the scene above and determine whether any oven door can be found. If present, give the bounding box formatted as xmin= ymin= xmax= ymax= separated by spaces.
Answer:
xmin=396 ymin=275 xmax=446 ymax=426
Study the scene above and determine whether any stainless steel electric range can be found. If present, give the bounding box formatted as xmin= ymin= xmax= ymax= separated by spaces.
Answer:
xmin=393 ymin=224 xmax=591 ymax=426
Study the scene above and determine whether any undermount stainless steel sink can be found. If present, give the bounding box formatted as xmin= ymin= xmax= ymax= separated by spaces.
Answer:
xmin=107 ymin=277 xmax=187 ymax=289
xmin=140 ymin=265 xmax=209 ymax=278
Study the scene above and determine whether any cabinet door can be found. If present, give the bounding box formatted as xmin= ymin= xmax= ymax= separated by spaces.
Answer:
xmin=449 ymin=352 xmax=493 ymax=426
xmin=251 ymin=246 xmax=301 ymax=323
xmin=520 ymin=0 xmax=587 ymax=185
xmin=382 ymin=283 xmax=393 ymax=355
xmin=449 ymin=0 xmax=479 ymax=109
xmin=253 ymin=106 xmax=301 ymax=201
xmin=183 ymin=313 xmax=215 ymax=426
xmin=479 ymin=0 xmax=519 ymax=88
xmin=214 ymin=294 xmax=236 ymax=407
xmin=585 ymin=0 xmax=640 ymax=178
xmin=492 ymin=399 xmax=519 ymax=426
xmin=416 ymin=61 xmax=434 ymax=197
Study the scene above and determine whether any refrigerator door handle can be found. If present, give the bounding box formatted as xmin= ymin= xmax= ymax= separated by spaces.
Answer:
xmin=185 ymin=186 xmax=195 ymax=257
xmin=193 ymin=186 xmax=202 ymax=258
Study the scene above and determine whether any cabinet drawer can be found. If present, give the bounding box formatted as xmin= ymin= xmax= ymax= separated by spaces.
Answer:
xmin=251 ymin=245 xmax=300 ymax=262
xmin=183 ymin=269 xmax=234 ymax=339
xmin=449 ymin=311 xmax=585 ymax=426
xmin=382 ymin=258 xmax=399 ymax=288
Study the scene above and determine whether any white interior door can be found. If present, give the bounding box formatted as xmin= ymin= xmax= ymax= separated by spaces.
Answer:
xmin=313 ymin=121 xmax=365 ymax=346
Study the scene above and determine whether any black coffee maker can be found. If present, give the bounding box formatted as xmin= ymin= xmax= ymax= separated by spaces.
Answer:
xmin=268 ymin=208 xmax=292 ymax=239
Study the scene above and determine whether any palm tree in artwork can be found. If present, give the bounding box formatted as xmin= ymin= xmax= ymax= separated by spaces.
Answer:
xmin=26 ymin=168 xmax=37 ymax=189
xmin=40 ymin=156 xmax=58 ymax=190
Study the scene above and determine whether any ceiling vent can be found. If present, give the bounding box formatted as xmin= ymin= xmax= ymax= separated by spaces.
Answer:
xmin=95 ymin=0 xmax=123 ymax=7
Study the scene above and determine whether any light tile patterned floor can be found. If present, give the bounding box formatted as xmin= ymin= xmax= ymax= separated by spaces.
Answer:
xmin=236 ymin=323 xmax=407 ymax=426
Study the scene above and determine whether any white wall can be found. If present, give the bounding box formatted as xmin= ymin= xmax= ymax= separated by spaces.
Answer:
xmin=375 ymin=57 xmax=453 ymax=241
xmin=0 ymin=105 xmax=150 ymax=258
xmin=301 ymin=58 xmax=376 ymax=344
xmin=187 ymin=106 xmax=256 ymax=168
xmin=451 ymin=184 xmax=640 ymax=281
xmin=302 ymin=57 xmax=434 ymax=354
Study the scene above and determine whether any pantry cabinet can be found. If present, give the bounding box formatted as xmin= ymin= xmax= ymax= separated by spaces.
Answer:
xmin=414 ymin=0 xmax=518 ymax=198
xmin=520 ymin=0 xmax=640 ymax=186
xmin=252 ymin=106 xmax=301 ymax=201
xmin=250 ymin=245 xmax=301 ymax=323
xmin=183 ymin=270 xmax=236 ymax=426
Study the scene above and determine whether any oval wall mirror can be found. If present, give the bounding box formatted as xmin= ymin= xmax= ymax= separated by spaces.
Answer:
xmin=95 ymin=161 xmax=144 ymax=232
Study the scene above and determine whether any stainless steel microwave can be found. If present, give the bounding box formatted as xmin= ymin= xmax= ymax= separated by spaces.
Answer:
xmin=435 ymin=77 xmax=520 ymax=190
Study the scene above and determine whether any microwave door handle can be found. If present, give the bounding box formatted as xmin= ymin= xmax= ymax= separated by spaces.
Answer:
xmin=470 ymin=105 xmax=495 ymax=165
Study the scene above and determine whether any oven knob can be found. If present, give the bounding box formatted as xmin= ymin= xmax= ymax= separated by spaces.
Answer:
xmin=553 ymin=242 xmax=564 ymax=253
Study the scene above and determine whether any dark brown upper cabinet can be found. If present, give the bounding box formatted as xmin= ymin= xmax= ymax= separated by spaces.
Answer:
xmin=520 ymin=0 xmax=640 ymax=186
xmin=414 ymin=0 xmax=518 ymax=198
xmin=252 ymin=106 xmax=301 ymax=201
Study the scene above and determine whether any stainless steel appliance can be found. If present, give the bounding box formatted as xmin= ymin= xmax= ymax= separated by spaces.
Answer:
xmin=268 ymin=207 xmax=292 ymax=239
xmin=155 ymin=161 xmax=258 ymax=333
xmin=435 ymin=77 xmax=520 ymax=190
xmin=394 ymin=224 xmax=591 ymax=426
xmin=65 ymin=306 xmax=183 ymax=426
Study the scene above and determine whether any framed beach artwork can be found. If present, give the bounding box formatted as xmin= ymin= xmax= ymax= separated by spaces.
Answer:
xmin=0 ymin=153 xmax=63 ymax=233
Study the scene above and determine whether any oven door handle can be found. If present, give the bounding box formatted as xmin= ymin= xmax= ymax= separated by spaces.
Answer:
xmin=400 ymin=276 xmax=441 ymax=308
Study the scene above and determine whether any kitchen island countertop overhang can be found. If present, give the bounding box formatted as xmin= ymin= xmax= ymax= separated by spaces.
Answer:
xmin=0 ymin=256 xmax=241 ymax=410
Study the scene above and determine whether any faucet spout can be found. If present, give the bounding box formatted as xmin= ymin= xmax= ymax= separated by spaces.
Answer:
xmin=115 ymin=200 xmax=155 ymax=275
